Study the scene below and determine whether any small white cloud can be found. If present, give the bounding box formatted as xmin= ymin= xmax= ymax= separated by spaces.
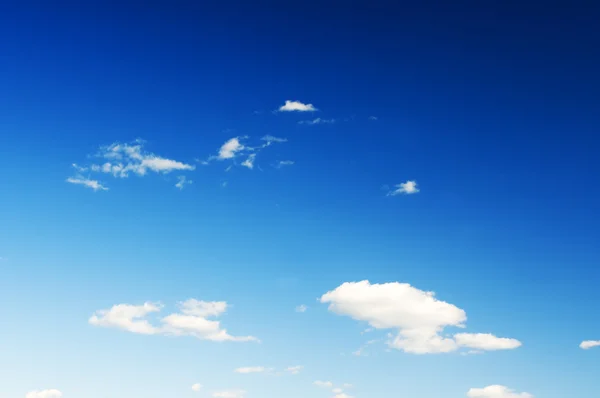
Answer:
xmin=192 ymin=384 xmax=203 ymax=392
xmin=212 ymin=390 xmax=246 ymax=398
xmin=25 ymin=390 xmax=62 ymax=398
xmin=332 ymin=388 xmax=343 ymax=394
xmin=89 ymin=299 xmax=258 ymax=343
xmin=277 ymin=160 xmax=295 ymax=168
xmin=285 ymin=365 xmax=303 ymax=375
xmin=175 ymin=175 xmax=192 ymax=190
xmin=241 ymin=153 xmax=256 ymax=170
xmin=278 ymin=100 xmax=317 ymax=112
xmin=333 ymin=394 xmax=353 ymax=398
xmin=66 ymin=177 xmax=108 ymax=191
xmin=234 ymin=366 xmax=266 ymax=374
xmin=388 ymin=180 xmax=419 ymax=195
xmin=467 ymin=385 xmax=533 ymax=398
xmin=369 ymin=116 xmax=378 ymax=121
xmin=580 ymin=340 xmax=600 ymax=349
xmin=314 ymin=381 xmax=334 ymax=388
xmin=455 ymin=333 xmax=522 ymax=351
xmin=298 ymin=118 xmax=335 ymax=125
xmin=295 ymin=305 xmax=307 ymax=313
xmin=219 ymin=138 xmax=245 ymax=160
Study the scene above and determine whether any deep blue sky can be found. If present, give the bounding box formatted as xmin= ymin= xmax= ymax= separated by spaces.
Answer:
xmin=1 ymin=2 xmax=599 ymax=398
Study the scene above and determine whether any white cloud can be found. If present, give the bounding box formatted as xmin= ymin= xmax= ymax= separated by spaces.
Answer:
xmin=298 ymin=118 xmax=335 ymax=125
xmin=467 ymin=385 xmax=533 ymax=398
xmin=89 ymin=299 xmax=258 ymax=343
xmin=25 ymin=390 xmax=63 ymax=398
xmin=332 ymin=388 xmax=343 ymax=394
xmin=277 ymin=160 xmax=295 ymax=168
xmin=192 ymin=384 xmax=203 ymax=392
xmin=314 ymin=381 xmax=334 ymax=388
xmin=455 ymin=333 xmax=522 ymax=351
xmin=388 ymin=180 xmax=419 ymax=195
xmin=175 ymin=175 xmax=192 ymax=190
xmin=219 ymin=138 xmax=245 ymax=159
xmin=234 ymin=366 xmax=266 ymax=374
xmin=580 ymin=340 xmax=600 ymax=349
xmin=241 ymin=154 xmax=256 ymax=170
xmin=320 ymin=281 xmax=520 ymax=355
xmin=285 ymin=365 xmax=303 ymax=375
xmin=333 ymin=394 xmax=353 ymax=398
xmin=66 ymin=177 xmax=108 ymax=191
xmin=278 ymin=100 xmax=317 ymax=112
xmin=369 ymin=116 xmax=378 ymax=120
xmin=213 ymin=390 xmax=246 ymax=398
xmin=295 ymin=304 xmax=307 ymax=313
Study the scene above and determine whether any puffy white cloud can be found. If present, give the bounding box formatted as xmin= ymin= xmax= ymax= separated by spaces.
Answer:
xmin=298 ymin=118 xmax=335 ymax=125
xmin=278 ymin=100 xmax=317 ymax=112
xmin=454 ymin=333 xmax=522 ymax=351
xmin=219 ymin=138 xmax=245 ymax=159
xmin=89 ymin=299 xmax=258 ymax=343
xmin=234 ymin=366 xmax=266 ymax=374
xmin=285 ymin=365 xmax=303 ymax=375
xmin=314 ymin=381 xmax=334 ymax=388
xmin=320 ymin=281 xmax=520 ymax=355
xmin=89 ymin=302 xmax=161 ymax=335
xmin=241 ymin=154 xmax=256 ymax=170
xmin=213 ymin=390 xmax=246 ymax=398
xmin=580 ymin=340 xmax=600 ymax=349
xmin=25 ymin=390 xmax=62 ymax=398
xmin=467 ymin=385 xmax=533 ymax=398
xmin=192 ymin=383 xmax=203 ymax=392
xmin=66 ymin=176 xmax=108 ymax=191
xmin=295 ymin=304 xmax=307 ymax=313
xmin=388 ymin=180 xmax=419 ymax=195
xmin=175 ymin=175 xmax=192 ymax=190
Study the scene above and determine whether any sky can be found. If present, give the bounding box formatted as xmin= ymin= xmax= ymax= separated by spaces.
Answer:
xmin=1 ymin=1 xmax=599 ymax=397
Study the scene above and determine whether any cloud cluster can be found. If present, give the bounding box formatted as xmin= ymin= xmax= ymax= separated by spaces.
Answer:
xmin=320 ymin=281 xmax=521 ymax=354
xmin=89 ymin=299 xmax=258 ymax=343
xmin=467 ymin=385 xmax=533 ymax=398
xmin=203 ymin=135 xmax=289 ymax=170
xmin=67 ymin=140 xmax=195 ymax=190
xmin=25 ymin=390 xmax=62 ymax=398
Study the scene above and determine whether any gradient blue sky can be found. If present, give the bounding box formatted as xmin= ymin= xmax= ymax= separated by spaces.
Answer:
xmin=1 ymin=1 xmax=599 ymax=398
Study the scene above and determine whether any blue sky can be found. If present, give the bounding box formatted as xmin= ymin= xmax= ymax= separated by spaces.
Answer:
xmin=1 ymin=1 xmax=599 ymax=398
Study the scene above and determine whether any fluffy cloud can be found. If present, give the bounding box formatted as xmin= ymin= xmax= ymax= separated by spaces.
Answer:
xmin=192 ymin=384 xmax=203 ymax=392
xmin=66 ymin=176 xmax=108 ymax=191
xmin=219 ymin=138 xmax=245 ymax=159
xmin=25 ymin=390 xmax=63 ymax=398
xmin=320 ymin=281 xmax=521 ymax=354
xmin=278 ymin=100 xmax=317 ymax=112
xmin=241 ymin=154 xmax=256 ymax=170
xmin=213 ymin=390 xmax=246 ymax=398
xmin=580 ymin=340 xmax=600 ymax=349
xmin=285 ymin=365 xmax=303 ymax=375
xmin=89 ymin=299 xmax=258 ymax=343
xmin=388 ymin=180 xmax=419 ymax=195
xmin=298 ymin=118 xmax=335 ymax=125
xmin=295 ymin=304 xmax=307 ymax=313
xmin=234 ymin=366 xmax=266 ymax=374
xmin=175 ymin=175 xmax=192 ymax=190
xmin=467 ymin=385 xmax=533 ymax=398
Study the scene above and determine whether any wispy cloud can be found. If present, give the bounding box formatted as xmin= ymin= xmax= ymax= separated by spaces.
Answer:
xmin=261 ymin=135 xmax=288 ymax=143
xmin=387 ymin=180 xmax=419 ymax=195
xmin=234 ymin=366 xmax=267 ymax=374
xmin=66 ymin=176 xmax=108 ymax=191
xmin=241 ymin=153 xmax=256 ymax=170
xmin=285 ymin=365 xmax=303 ymax=375
xmin=298 ymin=118 xmax=335 ymax=125
xmin=89 ymin=299 xmax=259 ymax=343
xmin=278 ymin=100 xmax=317 ymax=112
xmin=175 ymin=176 xmax=192 ymax=190
xmin=295 ymin=304 xmax=307 ymax=313
xmin=467 ymin=385 xmax=533 ymax=398
xmin=203 ymin=136 xmax=288 ymax=170
xmin=277 ymin=160 xmax=295 ymax=168
xmin=212 ymin=390 xmax=246 ymax=398
xmin=368 ymin=116 xmax=378 ymax=120
xmin=26 ymin=390 xmax=63 ymax=398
